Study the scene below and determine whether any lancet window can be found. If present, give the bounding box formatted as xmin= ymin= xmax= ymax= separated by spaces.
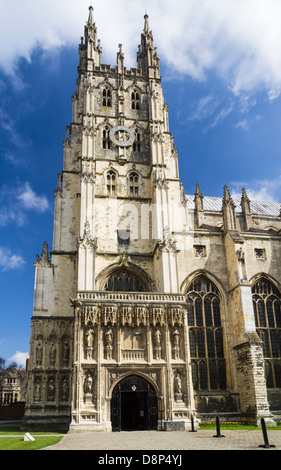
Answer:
xmin=102 ymin=126 xmax=111 ymax=149
xmin=128 ymin=172 xmax=139 ymax=196
xmin=133 ymin=131 xmax=141 ymax=152
xmin=106 ymin=170 xmax=117 ymax=196
xmin=252 ymin=277 xmax=281 ymax=388
xmin=186 ymin=275 xmax=226 ymax=391
xmin=102 ymin=87 xmax=112 ymax=107
xmin=131 ymin=90 xmax=140 ymax=110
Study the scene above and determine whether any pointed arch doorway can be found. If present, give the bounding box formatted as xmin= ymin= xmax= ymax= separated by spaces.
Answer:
xmin=111 ymin=375 xmax=158 ymax=432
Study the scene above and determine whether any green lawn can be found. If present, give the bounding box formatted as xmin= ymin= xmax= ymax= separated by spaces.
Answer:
xmin=0 ymin=425 xmax=65 ymax=450
xmin=199 ymin=422 xmax=281 ymax=431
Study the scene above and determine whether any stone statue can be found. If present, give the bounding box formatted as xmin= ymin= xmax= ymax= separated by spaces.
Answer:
xmin=85 ymin=329 xmax=94 ymax=360
xmin=105 ymin=328 xmax=113 ymax=360
xmin=172 ymin=329 xmax=180 ymax=360
xmin=153 ymin=329 xmax=162 ymax=360
xmin=174 ymin=372 xmax=183 ymax=402
xmin=47 ymin=378 xmax=55 ymax=401
xmin=49 ymin=343 xmax=56 ymax=367
xmin=35 ymin=342 xmax=43 ymax=367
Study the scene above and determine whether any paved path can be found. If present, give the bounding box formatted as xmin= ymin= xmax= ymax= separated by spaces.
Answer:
xmin=43 ymin=429 xmax=281 ymax=451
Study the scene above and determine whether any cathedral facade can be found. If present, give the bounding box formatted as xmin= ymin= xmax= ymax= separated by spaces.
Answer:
xmin=22 ymin=8 xmax=281 ymax=431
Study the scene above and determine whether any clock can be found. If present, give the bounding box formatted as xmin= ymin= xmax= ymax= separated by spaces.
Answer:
xmin=109 ymin=126 xmax=135 ymax=147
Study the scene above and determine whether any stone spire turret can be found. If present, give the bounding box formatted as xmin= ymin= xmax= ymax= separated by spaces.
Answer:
xmin=241 ymin=187 xmax=252 ymax=231
xmin=79 ymin=6 xmax=102 ymax=73
xmin=137 ymin=14 xmax=160 ymax=78
xmin=222 ymin=185 xmax=237 ymax=232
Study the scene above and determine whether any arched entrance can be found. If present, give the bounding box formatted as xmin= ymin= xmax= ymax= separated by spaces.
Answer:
xmin=111 ymin=375 xmax=158 ymax=432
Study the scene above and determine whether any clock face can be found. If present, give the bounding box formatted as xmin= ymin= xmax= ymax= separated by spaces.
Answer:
xmin=109 ymin=126 xmax=135 ymax=147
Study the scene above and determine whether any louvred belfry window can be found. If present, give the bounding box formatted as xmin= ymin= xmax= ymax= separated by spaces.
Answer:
xmin=103 ymin=87 xmax=111 ymax=107
xmin=131 ymin=90 xmax=140 ymax=110
xmin=186 ymin=275 xmax=226 ymax=391
xmin=252 ymin=277 xmax=281 ymax=388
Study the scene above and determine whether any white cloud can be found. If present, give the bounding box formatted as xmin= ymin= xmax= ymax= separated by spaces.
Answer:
xmin=17 ymin=182 xmax=50 ymax=213
xmin=188 ymin=95 xmax=218 ymax=121
xmin=231 ymin=175 xmax=281 ymax=202
xmin=8 ymin=351 xmax=29 ymax=368
xmin=235 ymin=114 xmax=261 ymax=131
xmin=0 ymin=182 xmax=50 ymax=227
xmin=0 ymin=246 xmax=25 ymax=271
xmin=1 ymin=0 xmax=281 ymax=98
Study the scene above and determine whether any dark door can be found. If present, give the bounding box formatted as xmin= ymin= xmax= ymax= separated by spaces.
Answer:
xmin=111 ymin=375 xmax=158 ymax=432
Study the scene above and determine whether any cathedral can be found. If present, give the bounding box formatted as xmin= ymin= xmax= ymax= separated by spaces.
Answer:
xmin=22 ymin=7 xmax=281 ymax=431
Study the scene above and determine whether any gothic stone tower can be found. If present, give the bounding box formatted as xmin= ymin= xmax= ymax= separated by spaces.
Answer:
xmin=23 ymin=8 xmax=279 ymax=431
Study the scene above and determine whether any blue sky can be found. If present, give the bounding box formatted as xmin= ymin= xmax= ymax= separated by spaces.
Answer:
xmin=1 ymin=0 xmax=281 ymax=367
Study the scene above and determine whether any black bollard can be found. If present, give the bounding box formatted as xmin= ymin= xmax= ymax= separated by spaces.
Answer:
xmin=213 ymin=416 xmax=225 ymax=438
xmin=189 ymin=415 xmax=197 ymax=433
xmin=258 ymin=417 xmax=275 ymax=449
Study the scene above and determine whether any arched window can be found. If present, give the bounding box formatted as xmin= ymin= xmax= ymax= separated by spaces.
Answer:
xmin=186 ymin=275 xmax=226 ymax=391
xmin=103 ymin=87 xmax=111 ymax=107
xmin=103 ymin=268 xmax=146 ymax=292
xmin=131 ymin=90 xmax=140 ymax=110
xmin=129 ymin=172 xmax=139 ymax=196
xmin=252 ymin=277 xmax=281 ymax=388
xmin=133 ymin=131 xmax=141 ymax=152
xmin=106 ymin=170 xmax=117 ymax=196
xmin=102 ymin=126 xmax=111 ymax=149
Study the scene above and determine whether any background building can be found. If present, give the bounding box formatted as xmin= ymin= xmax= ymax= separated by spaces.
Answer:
xmin=0 ymin=365 xmax=27 ymax=420
xmin=22 ymin=8 xmax=281 ymax=431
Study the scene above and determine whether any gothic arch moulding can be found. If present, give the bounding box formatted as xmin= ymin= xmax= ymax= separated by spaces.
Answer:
xmin=109 ymin=371 xmax=160 ymax=397
xmin=95 ymin=261 xmax=153 ymax=292
xmin=180 ymin=269 xmax=227 ymax=303
xmin=249 ymin=272 xmax=281 ymax=293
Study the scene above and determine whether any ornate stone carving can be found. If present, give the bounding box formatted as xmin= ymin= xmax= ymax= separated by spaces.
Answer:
xmin=34 ymin=242 xmax=53 ymax=267
xmin=153 ymin=165 xmax=169 ymax=189
xmin=78 ymin=221 xmax=97 ymax=249
xmin=102 ymin=306 xmax=118 ymax=326
xmin=168 ymin=308 xmax=183 ymax=326
xmin=159 ymin=226 xmax=179 ymax=254
xmin=151 ymin=307 xmax=165 ymax=326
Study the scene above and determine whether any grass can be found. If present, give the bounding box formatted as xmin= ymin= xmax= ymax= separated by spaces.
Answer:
xmin=199 ymin=422 xmax=281 ymax=431
xmin=0 ymin=425 xmax=65 ymax=450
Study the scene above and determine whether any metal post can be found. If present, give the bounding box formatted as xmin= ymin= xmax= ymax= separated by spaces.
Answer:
xmin=258 ymin=417 xmax=275 ymax=449
xmin=213 ymin=416 xmax=225 ymax=438
xmin=189 ymin=414 xmax=197 ymax=432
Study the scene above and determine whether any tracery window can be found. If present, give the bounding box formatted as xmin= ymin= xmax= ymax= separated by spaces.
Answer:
xmin=106 ymin=170 xmax=117 ymax=196
xmin=104 ymin=269 xmax=145 ymax=292
xmin=186 ymin=275 xmax=226 ymax=391
xmin=131 ymin=90 xmax=140 ymax=110
xmin=102 ymin=126 xmax=111 ymax=149
xmin=252 ymin=277 xmax=281 ymax=388
xmin=103 ymin=87 xmax=111 ymax=107
xmin=129 ymin=172 xmax=139 ymax=196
